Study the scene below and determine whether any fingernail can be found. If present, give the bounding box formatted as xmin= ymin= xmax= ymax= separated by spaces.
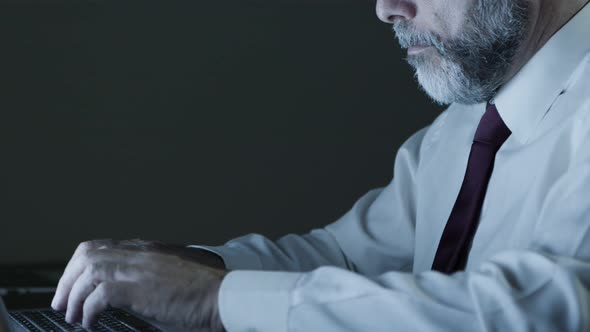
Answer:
xmin=51 ymin=301 xmax=60 ymax=311
xmin=52 ymin=299 xmax=63 ymax=311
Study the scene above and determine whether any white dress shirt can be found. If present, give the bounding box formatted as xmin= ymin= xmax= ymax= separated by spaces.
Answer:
xmin=193 ymin=4 xmax=590 ymax=331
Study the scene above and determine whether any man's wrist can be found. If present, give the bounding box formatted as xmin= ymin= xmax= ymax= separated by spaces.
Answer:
xmin=185 ymin=247 xmax=226 ymax=269
xmin=163 ymin=244 xmax=226 ymax=269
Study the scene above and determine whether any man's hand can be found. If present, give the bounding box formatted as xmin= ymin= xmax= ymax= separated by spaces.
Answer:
xmin=51 ymin=240 xmax=227 ymax=331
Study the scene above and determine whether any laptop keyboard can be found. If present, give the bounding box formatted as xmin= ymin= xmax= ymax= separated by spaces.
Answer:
xmin=10 ymin=308 xmax=162 ymax=332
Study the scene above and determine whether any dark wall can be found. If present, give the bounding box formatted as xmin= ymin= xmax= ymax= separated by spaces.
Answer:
xmin=1 ymin=0 xmax=441 ymax=264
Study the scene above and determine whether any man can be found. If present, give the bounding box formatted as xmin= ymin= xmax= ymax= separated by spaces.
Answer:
xmin=51 ymin=0 xmax=590 ymax=330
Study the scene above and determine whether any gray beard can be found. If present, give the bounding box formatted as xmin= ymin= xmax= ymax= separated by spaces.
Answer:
xmin=394 ymin=0 xmax=530 ymax=105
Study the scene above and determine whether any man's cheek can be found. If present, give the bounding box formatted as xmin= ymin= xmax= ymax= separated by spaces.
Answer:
xmin=433 ymin=0 xmax=471 ymax=39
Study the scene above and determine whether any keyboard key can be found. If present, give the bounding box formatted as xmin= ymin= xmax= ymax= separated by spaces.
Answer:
xmin=40 ymin=310 xmax=86 ymax=332
xmin=9 ymin=308 xmax=160 ymax=332
xmin=10 ymin=312 xmax=42 ymax=332
xmin=22 ymin=311 xmax=63 ymax=332
xmin=107 ymin=310 xmax=162 ymax=332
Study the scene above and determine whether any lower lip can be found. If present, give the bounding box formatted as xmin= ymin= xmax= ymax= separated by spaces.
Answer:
xmin=408 ymin=45 xmax=432 ymax=55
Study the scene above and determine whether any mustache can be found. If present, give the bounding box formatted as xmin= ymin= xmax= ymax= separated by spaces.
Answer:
xmin=392 ymin=21 xmax=446 ymax=54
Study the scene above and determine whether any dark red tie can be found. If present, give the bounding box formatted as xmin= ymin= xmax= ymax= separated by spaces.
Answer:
xmin=431 ymin=103 xmax=512 ymax=274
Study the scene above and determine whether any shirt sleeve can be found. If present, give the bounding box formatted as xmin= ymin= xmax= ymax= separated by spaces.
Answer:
xmin=191 ymin=125 xmax=431 ymax=274
xmin=217 ymin=145 xmax=590 ymax=332
xmin=219 ymin=252 xmax=590 ymax=332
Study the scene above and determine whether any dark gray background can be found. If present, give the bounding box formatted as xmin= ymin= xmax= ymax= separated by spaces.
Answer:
xmin=1 ymin=0 xmax=441 ymax=264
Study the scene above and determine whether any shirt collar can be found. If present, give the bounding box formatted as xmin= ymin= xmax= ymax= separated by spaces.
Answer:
xmin=493 ymin=2 xmax=590 ymax=145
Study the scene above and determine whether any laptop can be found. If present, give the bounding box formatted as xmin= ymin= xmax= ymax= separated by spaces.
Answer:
xmin=0 ymin=296 xmax=166 ymax=332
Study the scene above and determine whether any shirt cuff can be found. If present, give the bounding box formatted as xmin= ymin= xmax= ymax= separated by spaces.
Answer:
xmin=187 ymin=245 xmax=263 ymax=270
xmin=218 ymin=270 xmax=303 ymax=332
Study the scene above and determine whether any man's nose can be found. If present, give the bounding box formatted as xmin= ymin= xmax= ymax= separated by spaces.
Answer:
xmin=375 ymin=0 xmax=416 ymax=24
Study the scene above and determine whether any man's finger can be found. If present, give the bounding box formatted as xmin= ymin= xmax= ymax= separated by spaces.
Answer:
xmin=52 ymin=240 xmax=116 ymax=310
xmin=82 ymin=281 xmax=132 ymax=329
xmin=65 ymin=262 xmax=118 ymax=324
xmin=53 ymin=247 xmax=128 ymax=312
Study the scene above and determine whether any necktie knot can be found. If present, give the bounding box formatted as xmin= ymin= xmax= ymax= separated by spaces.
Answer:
xmin=474 ymin=103 xmax=512 ymax=147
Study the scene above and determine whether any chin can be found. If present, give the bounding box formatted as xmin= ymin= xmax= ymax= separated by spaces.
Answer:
xmin=410 ymin=54 xmax=491 ymax=106
xmin=410 ymin=55 xmax=457 ymax=105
